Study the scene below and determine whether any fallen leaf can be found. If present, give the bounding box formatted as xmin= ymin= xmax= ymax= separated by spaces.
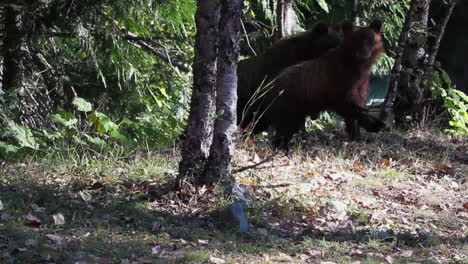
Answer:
xmin=354 ymin=160 xmax=363 ymax=167
xmin=52 ymin=213 xmax=66 ymax=226
xmin=463 ymin=203 xmax=468 ymax=209
xmin=210 ymin=256 xmax=225 ymax=264
xmin=151 ymin=245 xmax=163 ymax=256
xmin=45 ymin=234 xmax=63 ymax=245
xmin=385 ymin=255 xmax=394 ymax=264
xmin=246 ymin=139 xmax=255 ymax=148
xmin=299 ymin=254 xmax=309 ymax=260
xmin=79 ymin=190 xmax=92 ymax=201
xmin=400 ymin=158 xmax=413 ymax=166
xmin=24 ymin=213 xmax=41 ymax=227
xmin=381 ymin=158 xmax=391 ymax=167
xmin=400 ymin=250 xmax=413 ymax=258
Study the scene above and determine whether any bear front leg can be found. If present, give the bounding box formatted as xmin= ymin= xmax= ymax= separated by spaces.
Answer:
xmin=345 ymin=119 xmax=361 ymax=140
xmin=271 ymin=116 xmax=304 ymax=151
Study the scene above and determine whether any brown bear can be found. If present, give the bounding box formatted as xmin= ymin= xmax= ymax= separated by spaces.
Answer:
xmin=237 ymin=23 xmax=343 ymax=130
xmin=245 ymin=20 xmax=386 ymax=148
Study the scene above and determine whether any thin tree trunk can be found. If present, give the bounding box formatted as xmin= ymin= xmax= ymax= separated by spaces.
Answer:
xmin=2 ymin=5 xmax=23 ymax=93
xmin=351 ymin=0 xmax=358 ymax=23
xmin=275 ymin=0 xmax=293 ymax=39
xmin=426 ymin=0 xmax=456 ymax=70
xmin=380 ymin=2 xmax=417 ymax=121
xmin=177 ymin=0 xmax=221 ymax=186
xmin=393 ymin=0 xmax=431 ymax=127
xmin=202 ymin=0 xmax=244 ymax=185
xmin=419 ymin=0 xmax=456 ymax=121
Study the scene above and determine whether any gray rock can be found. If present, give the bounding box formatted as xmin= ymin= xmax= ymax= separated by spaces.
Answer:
xmin=221 ymin=202 xmax=249 ymax=232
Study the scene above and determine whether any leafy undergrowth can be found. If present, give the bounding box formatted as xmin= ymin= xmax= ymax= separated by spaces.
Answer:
xmin=0 ymin=129 xmax=467 ymax=264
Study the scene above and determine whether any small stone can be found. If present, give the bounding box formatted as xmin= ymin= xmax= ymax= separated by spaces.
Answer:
xmin=221 ymin=202 xmax=249 ymax=232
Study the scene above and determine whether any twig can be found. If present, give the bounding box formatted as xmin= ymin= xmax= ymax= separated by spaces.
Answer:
xmin=427 ymin=1 xmax=456 ymax=68
xmin=232 ymin=152 xmax=282 ymax=174
xmin=241 ymin=19 xmax=257 ymax=56
xmin=242 ymin=183 xmax=292 ymax=188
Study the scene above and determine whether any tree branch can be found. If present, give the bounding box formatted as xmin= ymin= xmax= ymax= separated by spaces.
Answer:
xmin=99 ymin=10 xmax=190 ymax=72
xmin=427 ymin=0 xmax=456 ymax=68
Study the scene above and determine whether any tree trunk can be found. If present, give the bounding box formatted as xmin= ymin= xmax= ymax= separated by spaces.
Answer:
xmin=425 ymin=0 xmax=456 ymax=73
xmin=351 ymin=0 xmax=358 ymax=23
xmin=202 ymin=0 xmax=243 ymax=185
xmin=2 ymin=5 xmax=23 ymax=93
xmin=380 ymin=2 xmax=417 ymax=122
xmin=275 ymin=0 xmax=293 ymax=39
xmin=177 ymin=0 xmax=221 ymax=186
xmin=393 ymin=0 xmax=431 ymax=127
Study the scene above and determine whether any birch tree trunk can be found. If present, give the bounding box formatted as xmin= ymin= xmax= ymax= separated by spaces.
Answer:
xmin=393 ymin=0 xmax=431 ymax=127
xmin=202 ymin=0 xmax=244 ymax=185
xmin=177 ymin=0 xmax=221 ymax=186
xmin=275 ymin=0 xmax=293 ymax=39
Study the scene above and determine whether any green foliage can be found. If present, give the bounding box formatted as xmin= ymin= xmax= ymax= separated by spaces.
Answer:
xmin=72 ymin=97 xmax=93 ymax=112
xmin=0 ymin=0 xmax=194 ymax=157
xmin=431 ymin=69 xmax=468 ymax=136
xmin=305 ymin=112 xmax=340 ymax=132
xmin=315 ymin=0 xmax=330 ymax=13
xmin=0 ymin=97 xmax=183 ymax=160
xmin=50 ymin=110 xmax=78 ymax=129
xmin=1 ymin=123 xmax=41 ymax=150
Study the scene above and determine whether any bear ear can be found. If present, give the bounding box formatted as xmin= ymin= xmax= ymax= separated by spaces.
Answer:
xmin=370 ymin=19 xmax=383 ymax=33
xmin=340 ymin=20 xmax=354 ymax=33
xmin=313 ymin=22 xmax=329 ymax=35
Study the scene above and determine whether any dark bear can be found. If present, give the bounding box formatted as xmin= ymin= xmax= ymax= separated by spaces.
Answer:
xmin=237 ymin=23 xmax=342 ymax=130
xmin=244 ymin=20 xmax=386 ymax=148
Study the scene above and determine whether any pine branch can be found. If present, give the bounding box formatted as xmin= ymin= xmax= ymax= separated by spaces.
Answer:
xmin=99 ymin=10 xmax=190 ymax=72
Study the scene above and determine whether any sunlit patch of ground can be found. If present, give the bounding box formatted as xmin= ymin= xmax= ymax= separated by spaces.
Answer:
xmin=0 ymin=128 xmax=467 ymax=263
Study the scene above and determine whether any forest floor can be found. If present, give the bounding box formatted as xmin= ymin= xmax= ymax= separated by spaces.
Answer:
xmin=0 ymin=128 xmax=467 ymax=264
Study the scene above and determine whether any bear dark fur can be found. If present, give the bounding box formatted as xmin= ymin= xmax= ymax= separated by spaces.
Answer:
xmin=237 ymin=23 xmax=342 ymax=129
xmin=246 ymin=20 xmax=386 ymax=148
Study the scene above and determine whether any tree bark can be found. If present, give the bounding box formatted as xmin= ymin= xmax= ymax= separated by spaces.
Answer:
xmin=275 ymin=0 xmax=293 ymax=39
xmin=380 ymin=2 xmax=417 ymax=122
xmin=202 ymin=0 xmax=243 ymax=185
xmin=351 ymin=0 xmax=358 ymax=23
xmin=2 ymin=5 xmax=23 ymax=93
xmin=393 ymin=0 xmax=431 ymax=127
xmin=177 ymin=0 xmax=221 ymax=186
